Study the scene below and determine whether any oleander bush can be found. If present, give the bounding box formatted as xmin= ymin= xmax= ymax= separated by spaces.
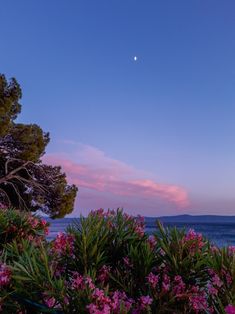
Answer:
xmin=0 ymin=207 xmax=234 ymax=313
xmin=0 ymin=206 xmax=49 ymax=249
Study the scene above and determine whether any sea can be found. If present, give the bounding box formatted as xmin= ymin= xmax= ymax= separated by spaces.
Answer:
xmin=47 ymin=218 xmax=235 ymax=247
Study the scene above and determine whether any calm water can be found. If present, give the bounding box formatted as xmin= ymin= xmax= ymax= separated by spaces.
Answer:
xmin=47 ymin=218 xmax=235 ymax=247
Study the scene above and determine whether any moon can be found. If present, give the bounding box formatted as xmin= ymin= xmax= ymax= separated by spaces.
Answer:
xmin=134 ymin=56 xmax=138 ymax=61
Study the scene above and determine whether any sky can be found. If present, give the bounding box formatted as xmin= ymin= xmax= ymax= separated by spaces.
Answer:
xmin=1 ymin=1 xmax=235 ymax=216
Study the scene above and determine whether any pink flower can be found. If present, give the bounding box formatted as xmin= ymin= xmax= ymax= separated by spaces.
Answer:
xmin=225 ymin=305 xmax=235 ymax=314
xmin=71 ymin=272 xmax=84 ymax=290
xmin=92 ymin=288 xmax=109 ymax=302
xmin=146 ymin=272 xmax=159 ymax=289
xmin=123 ymin=257 xmax=133 ymax=268
xmin=27 ymin=235 xmax=35 ymax=241
xmin=87 ymin=303 xmax=111 ymax=314
xmin=139 ymin=295 xmax=153 ymax=309
xmin=136 ymin=215 xmax=145 ymax=224
xmin=44 ymin=226 xmax=49 ymax=236
xmin=28 ymin=216 xmax=39 ymax=228
xmin=159 ymin=248 xmax=166 ymax=256
xmin=182 ymin=229 xmax=205 ymax=253
xmin=133 ymin=216 xmax=145 ymax=237
xmin=147 ymin=235 xmax=157 ymax=250
xmin=51 ymin=232 xmax=75 ymax=257
xmin=123 ymin=213 xmax=133 ymax=222
xmin=0 ymin=263 xmax=11 ymax=287
xmin=63 ymin=296 xmax=69 ymax=305
xmin=98 ymin=265 xmax=111 ymax=283
xmin=104 ymin=209 xmax=116 ymax=218
xmin=85 ymin=276 xmax=95 ymax=290
xmin=228 ymin=246 xmax=235 ymax=256
xmin=71 ymin=272 xmax=95 ymax=290
xmin=211 ymin=273 xmax=223 ymax=288
xmin=208 ymin=271 xmax=223 ymax=288
xmin=41 ymin=219 xmax=47 ymax=226
xmin=41 ymin=219 xmax=49 ymax=235
xmin=207 ymin=284 xmax=218 ymax=296
xmin=208 ymin=306 xmax=215 ymax=314
xmin=111 ymin=291 xmax=133 ymax=312
xmin=90 ymin=208 xmax=105 ymax=218
xmin=221 ymin=268 xmax=233 ymax=286
xmin=226 ymin=273 xmax=233 ymax=286
xmin=189 ymin=287 xmax=208 ymax=313
xmin=162 ymin=274 xmax=170 ymax=292
xmin=88 ymin=288 xmax=112 ymax=314
xmin=107 ymin=220 xmax=114 ymax=229
xmin=211 ymin=245 xmax=219 ymax=253
xmin=189 ymin=295 xmax=208 ymax=312
xmin=134 ymin=225 xmax=144 ymax=237
xmin=43 ymin=295 xmax=56 ymax=308
xmin=172 ymin=275 xmax=186 ymax=296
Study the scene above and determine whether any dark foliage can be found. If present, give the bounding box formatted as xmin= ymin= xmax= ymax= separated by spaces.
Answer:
xmin=0 ymin=74 xmax=78 ymax=218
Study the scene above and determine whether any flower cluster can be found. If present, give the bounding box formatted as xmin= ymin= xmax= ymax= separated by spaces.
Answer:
xmin=133 ymin=215 xmax=145 ymax=238
xmin=0 ymin=208 xmax=49 ymax=249
xmin=0 ymin=208 xmax=234 ymax=313
xmin=71 ymin=271 xmax=95 ymax=290
xmin=182 ymin=229 xmax=205 ymax=253
xmin=27 ymin=216 xmax=49 ymax=236
xmin=228 ymin=246 xmax=235 ymax=256
xmin=188 ymin=286 xmax=208 ymax=313
xmin=87 ymin=289 xmax=135 ymax=314
xmin=87 ymin=289 xmax=153 ymax=314
xmin=147 ymin=272 xmax=159 ymax=289
xmin=172 ymin=275 xmax=186 ymax=296
xmin=147 ymin=235 xmax=157 ymax=250
xmin=51 ymin=232 xmax=75 ymax=257
xmin=0 ymin=263 xmax=11 ymax=288
xmin=97 ymin=265 xmax=111 ymax=284
xmin=225 ymin=305 xmax=235 ymax=314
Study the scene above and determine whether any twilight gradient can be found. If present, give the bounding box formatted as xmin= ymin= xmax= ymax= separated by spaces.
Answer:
xmin=1 ymin=1 xmax=235 ymax=216
xmin=43 ymin=142 xmax=189 ymax=216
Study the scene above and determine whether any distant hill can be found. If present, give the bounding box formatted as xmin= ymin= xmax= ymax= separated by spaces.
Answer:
xmin=147 ymin=214 xmax=235 ymax=224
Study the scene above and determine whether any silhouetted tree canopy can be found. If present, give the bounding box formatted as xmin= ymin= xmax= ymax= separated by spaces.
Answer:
xmin=0 ymin=74 xmax=78 ymax=218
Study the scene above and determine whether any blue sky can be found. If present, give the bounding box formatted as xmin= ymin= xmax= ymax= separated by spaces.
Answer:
xmin=1 ymin=1 xmax=235 ymax=216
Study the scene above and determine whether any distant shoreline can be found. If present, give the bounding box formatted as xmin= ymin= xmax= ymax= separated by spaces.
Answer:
xmin=46 ymin=214 xmax=235 ymax=224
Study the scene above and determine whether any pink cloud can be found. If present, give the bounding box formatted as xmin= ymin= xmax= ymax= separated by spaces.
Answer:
xmin=43 ymin=142 xmax=190 ymax=216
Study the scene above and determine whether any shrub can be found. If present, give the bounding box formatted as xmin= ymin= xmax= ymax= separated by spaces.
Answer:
xmin=0 ymin=206 xmax=49 ymax=249
xmin=0 ymin=207 xmax=234 ymax=313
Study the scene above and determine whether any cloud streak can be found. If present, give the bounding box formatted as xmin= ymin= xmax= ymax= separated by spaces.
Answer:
xmin=43 ymin=142 xmax=190 ymax=215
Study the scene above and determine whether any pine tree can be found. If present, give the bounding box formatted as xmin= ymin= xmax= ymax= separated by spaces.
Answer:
xmin=0 ymin=74 xmax=78 ymax=218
